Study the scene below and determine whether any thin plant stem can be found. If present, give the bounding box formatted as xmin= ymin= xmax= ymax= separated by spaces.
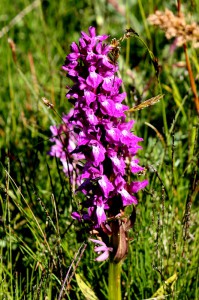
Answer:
xmin=137 ymin=0 xmax=151 ymax=40
xmin=108 ymin=261 xmax=122 ymax=300
xmin=58 ymin=242 xmax=87 ymax=300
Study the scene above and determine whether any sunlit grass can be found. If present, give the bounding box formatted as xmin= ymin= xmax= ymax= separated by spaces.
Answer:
xmin=0 ymin=0 xmax=198 ymax=299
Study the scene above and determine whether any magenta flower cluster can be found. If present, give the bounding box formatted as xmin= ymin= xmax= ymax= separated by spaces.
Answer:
xmin=49 ymin=27 xmax=148 ymax=261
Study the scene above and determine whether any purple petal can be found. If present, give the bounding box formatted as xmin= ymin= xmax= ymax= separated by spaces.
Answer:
xmin=107 ymin=149 xmax=126 ymax=175
xmin=88 ymin=26 xmax=96 ymax=38
xmin=86 ymin=67 xmax=103 ymax=88
xmin=90 ymin=141 xmax=106 ymax=166
xmin=71 ymin=212 xmax=82 ymax=221
xmin=70 ymin=42 xmax=79 ymax=53
xmin=114 ymin=103 xmax=129 ymax=117
xmin=100 ymin=97 xmax=115 ymax=116
xmin=96 ymin=204 xmax=107 ymax=225
xmin=130 ymin=180 xmax=148 ymax=193
xmin=102 ymin=76 xmax=115 ymax=91
xmin=89 ymin=239 xmax=113 ymax=262
xmin=98 ymin=175 xmax=114 ymax=197
xmin=84 ymin=90 xmax=96 ymax=105
xmin=85 ymin=108 xmax=98 ymax=125
xmin=130 ymin=159 xmax=145 ymax=173
xmin=105 ymin=126 xmax=120 ymax=143
xmin=118 ymin=188 xmax=138 ymax=206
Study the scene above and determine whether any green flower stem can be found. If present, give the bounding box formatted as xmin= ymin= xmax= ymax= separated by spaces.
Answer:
xmin=108 ymin=261 xmax=122 ymax=300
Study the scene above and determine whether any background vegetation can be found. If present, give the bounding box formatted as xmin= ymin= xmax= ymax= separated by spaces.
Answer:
xmin=0 ymin=0 xmax=198 ymax=299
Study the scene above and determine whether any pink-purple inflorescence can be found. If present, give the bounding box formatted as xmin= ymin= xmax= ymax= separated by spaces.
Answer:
xmin=49 ymin=27 xmax=148 ymax=262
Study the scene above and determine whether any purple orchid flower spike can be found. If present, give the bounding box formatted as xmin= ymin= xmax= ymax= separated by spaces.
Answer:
xmin=49 ymin=26 xmax=148 ymax=262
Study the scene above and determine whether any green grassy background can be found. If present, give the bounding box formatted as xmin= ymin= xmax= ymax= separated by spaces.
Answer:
xmin=0 ymin=0 xmax=198 ymax=299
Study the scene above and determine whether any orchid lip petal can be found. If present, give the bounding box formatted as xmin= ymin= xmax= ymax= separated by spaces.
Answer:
xmin=89 ymin=239 xmax=113 ymax=261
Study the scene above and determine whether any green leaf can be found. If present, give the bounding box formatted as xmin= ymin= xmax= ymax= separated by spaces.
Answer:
xmin=75 ymin=273 xmax=99 ymax=300
xmin=152 ymin=273 xmax=178 ymax=298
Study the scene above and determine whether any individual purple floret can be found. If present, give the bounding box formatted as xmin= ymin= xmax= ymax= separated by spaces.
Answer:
xmin=89 ymin=239 xmax=113 ymax=262
xmin=49 ymin=27 xmax=148 ymax=262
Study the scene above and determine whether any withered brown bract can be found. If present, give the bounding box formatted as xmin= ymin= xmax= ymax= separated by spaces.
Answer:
xmin=111 ymin=220 xmax=128 ymax=263
xmin=109 ymin=38 xmax=121 ymax=64
xmin=108 ymin=28 xmax=139 ymax=65
xmin=42 ymin=97 xmax=54 ymax=109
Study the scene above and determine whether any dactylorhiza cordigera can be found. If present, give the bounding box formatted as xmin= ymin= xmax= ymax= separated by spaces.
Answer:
xmin=49 ymin=26 xmax=148 ymax=262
